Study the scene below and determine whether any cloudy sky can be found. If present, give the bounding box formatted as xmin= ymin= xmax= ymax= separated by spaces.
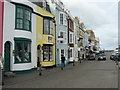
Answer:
xmin=62 ymin=0 xmax=118 ymax=50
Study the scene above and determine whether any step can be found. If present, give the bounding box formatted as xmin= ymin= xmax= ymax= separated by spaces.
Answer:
xmin=4 ymin=72 xmax=16 ymax=78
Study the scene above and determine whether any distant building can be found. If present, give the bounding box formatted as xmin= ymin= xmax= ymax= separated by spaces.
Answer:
xmin=79 ymin=23 xmax=86 ymax=59
xmin=86 ymin=30 xmax=96 ymax=53
xmin=74 ymin=17 xmax=79 ymax=61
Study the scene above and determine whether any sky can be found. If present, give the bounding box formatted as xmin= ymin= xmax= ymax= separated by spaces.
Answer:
xmin=62 ymin=0 xmax=119 ymax=50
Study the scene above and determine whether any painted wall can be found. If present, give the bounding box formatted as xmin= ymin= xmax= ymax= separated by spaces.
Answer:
xmin=36 ymin=6 xmax=56 ymax=67
xmin=0 ymin=1 xmax=4 ymax=55
xmin=48 ymin=2 xmax=68 ymax=66
xmin=3 ymin=1 xmax=36 ymax=71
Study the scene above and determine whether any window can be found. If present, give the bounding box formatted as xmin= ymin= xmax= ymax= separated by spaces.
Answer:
xmin=60 ymin=49 xmax=65 ymax=60
xmin=15 ymin=38 xmax=31 ymax=63
xmin=16 ymin=5 xmax=32 ymax=31
xmin=44 ymin=18 xmax=53 ymax=34
xmin=70 ymin=33 xmax=73 ymax=43
xmin=70 ymin=49 xmax=73 ymax=58
xmin=43 ymin=45 xmax=53 ymax=61
xmin=60 ymin=13 xmax=63 ymax=24
xmin=60 ymin=32 xmax=64 ymax=38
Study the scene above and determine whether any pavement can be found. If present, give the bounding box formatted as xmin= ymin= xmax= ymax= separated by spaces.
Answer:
xmin=1 ymin=53 xmax=119 ymax=88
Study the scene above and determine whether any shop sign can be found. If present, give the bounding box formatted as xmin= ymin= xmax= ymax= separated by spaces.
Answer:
xmin=48 ymin=36 xmax=53 ymax=42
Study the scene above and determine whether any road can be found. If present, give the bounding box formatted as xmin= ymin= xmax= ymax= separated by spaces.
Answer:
xmin=2 ymin=52 xmax=118 ymax=88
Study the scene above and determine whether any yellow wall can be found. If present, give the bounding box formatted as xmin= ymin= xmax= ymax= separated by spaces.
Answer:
xmin=36 ymin=6 xmax=56 ymax=67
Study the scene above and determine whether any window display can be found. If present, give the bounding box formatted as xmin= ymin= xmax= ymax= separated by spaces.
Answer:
xmin=15 ymin=39 xmax=31 ymax=63
xmin=43 ymin=45 xmax=53 ymax=61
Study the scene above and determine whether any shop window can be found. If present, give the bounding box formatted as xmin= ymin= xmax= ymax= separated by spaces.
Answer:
xmin=15 ymin=5 xmax=32 ymax=31
xmin=43 ymin=18 xmax=53 ymax=34
xmin=14 ymin=38 xmax=31 ymax=63
xmin=43 ymin=45 xmax=53 ymax=61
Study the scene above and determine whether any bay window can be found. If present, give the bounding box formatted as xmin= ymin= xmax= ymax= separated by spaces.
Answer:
xmin=44 ymin=18 xmax=53 ymax=34
xmin=14 ymin=38 xmax=31 ymax=63
xmin=16 ymin=5 xmax=32 ymax=31
xmin=43 ymin=45 xmax=53 ymax=61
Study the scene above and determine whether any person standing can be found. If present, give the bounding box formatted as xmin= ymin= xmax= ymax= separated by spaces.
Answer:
xmin=0 ymin=55 xmax=4 ymax=85
xmin=37 ymin=45 xmax=42 ymax=76
xmin=61 ymin=55 xmax=65 ymax=70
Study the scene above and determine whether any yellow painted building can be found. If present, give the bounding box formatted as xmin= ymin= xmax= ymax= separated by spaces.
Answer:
xmin=36 ymin=6 xmax=56 ymax=67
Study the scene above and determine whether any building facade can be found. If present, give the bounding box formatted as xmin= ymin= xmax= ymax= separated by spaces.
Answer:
xmin=74 ymin=17 xmax=79 ymax=61
xmin=79 ymin=23 xmax=85 ymax=59
xmin=87 ymin=30 xmax=96 ymax=53
xmin=68 ymin=16 xmax=74 ymax=62
xmin=48 ymin=0 xmax=68 ymax=66
xmin=3 ymin=1 xmax=37 ymax=72
xmin=34 ymin=1 xmax=56 ymax=67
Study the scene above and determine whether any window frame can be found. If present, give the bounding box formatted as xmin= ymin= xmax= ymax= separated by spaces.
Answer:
xmin=14 ymin=38 xmax=32 ymax=64
xmin=43 ymin=45 xmax=53 ymax=62
xmin=15 ymin=5 xmax=32 ymax=32
xmin=43 ymin=18 xmax=53 ymax=35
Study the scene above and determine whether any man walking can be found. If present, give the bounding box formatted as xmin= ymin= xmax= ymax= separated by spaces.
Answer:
xmin=61 ymin=55 xmax=65 ymax=70
xmin=37 ymin=45 xmax=42 ymax=76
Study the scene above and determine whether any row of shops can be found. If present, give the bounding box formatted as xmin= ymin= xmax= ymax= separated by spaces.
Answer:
xmin=0 ymin=0 xmax=100 ymax=73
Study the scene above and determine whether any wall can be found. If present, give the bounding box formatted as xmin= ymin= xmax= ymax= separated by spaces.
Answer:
xmin=3 ymin=1 xmax=36 ymax=71
xmin=0 ymin=1 xmax=4 ymax=55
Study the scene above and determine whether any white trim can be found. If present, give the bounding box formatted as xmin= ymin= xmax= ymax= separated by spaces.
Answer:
xmin=69 ymin=32 xmax=74 ymax=43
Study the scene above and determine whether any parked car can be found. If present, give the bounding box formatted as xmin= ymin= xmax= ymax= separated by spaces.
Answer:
xmin=110 ymin=53 xmax=116 ymax=60
xmin=98 ymin=53 xmax=106 ymax=60
xmin=114 ymin=53 xmax=120 ymax=61
xmin=88 ymin=53 xmax=96 ymax=60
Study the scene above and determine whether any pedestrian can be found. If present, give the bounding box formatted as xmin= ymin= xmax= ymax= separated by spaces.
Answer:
xmin=73 ymin=59 xmax=75 ymax=66
xmin=61 ymin=55 xmax=65 ymax=70
xmin=0 ymin=55 xmax=4 ymax=85
xmin=37 ymin=45 xmax=42 ymax=76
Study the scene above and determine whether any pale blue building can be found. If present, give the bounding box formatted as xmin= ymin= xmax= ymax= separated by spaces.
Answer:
xmin=48 ymin=0 xmax=69 ymax=66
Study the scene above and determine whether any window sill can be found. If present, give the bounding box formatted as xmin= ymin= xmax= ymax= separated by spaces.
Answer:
xmin=15 ymin=28 xmax=32 ymax=32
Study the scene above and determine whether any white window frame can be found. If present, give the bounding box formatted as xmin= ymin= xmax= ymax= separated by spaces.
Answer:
xmin=59 ymin=31 xmax=66 ymax=44
xmin=60 ymin=49 xmax=65 ymax=61
xmin=70 ymin=48 xmax=73 ymax=58
xmin=69 ymin=32 xmax=74 ymax=43
xmin=59 ymin=12 xmax=64 ymax=25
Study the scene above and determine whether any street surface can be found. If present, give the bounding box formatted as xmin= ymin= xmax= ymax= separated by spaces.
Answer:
xmin=2 ymin=52 xmax=118 ymax=88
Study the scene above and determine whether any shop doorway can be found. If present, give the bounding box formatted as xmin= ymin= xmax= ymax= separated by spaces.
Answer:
xmin=4 ymin=41 xmax=11 ymax=72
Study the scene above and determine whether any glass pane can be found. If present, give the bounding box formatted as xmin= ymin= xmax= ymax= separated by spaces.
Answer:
xmin=16 ymin=19 xmax=23 ymax=29
xmin=25 ymin=10 xmax=31 ymax=20
xmin=49 ymin=46 xmax=53 ymax=61
xmin=43 ymin=46 xmax=49 ymax=61
xmin=23 ymin=43 xmax=30 ymax=62
xmin=17 ymin=8 xmax=23 ymax=18
xmin=50 ymin=20 xmax=53 ymax=34
xmin=24 ymin=20 xmax=30 ymax=30
xmin=44 ymin=19 xmax=49 ymax=34
xmin=16 ymin=42 xmax=23 ymax=62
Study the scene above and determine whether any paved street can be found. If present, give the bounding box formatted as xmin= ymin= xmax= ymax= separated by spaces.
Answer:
xmin=2 ymin=52 xmax=118 ymax=88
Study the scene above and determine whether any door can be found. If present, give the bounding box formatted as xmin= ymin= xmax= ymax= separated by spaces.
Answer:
xmin=4 ymin=42 xmax=11 ymax=72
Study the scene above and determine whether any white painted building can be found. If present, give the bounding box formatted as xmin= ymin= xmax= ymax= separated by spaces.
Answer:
xmin=3 ymin=0 xmax=37 ymax=72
